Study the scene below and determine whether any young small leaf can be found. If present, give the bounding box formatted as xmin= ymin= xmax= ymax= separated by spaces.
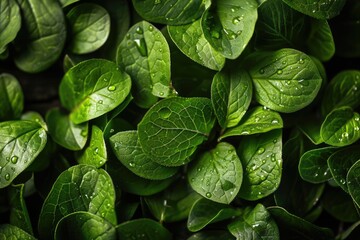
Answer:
xmin=138 ymin=97 xmax=215 ymax=166
xmin=59 ymin=59 xmax=131 ymax=124
xmin=238 ymin=129 xmax=282 ymax=200
xmin=0 ymin=73 xmax=24 ymax=121
xmin=347 ymin=160 xmax=360 ymax=208
xmin=188 ymin=142 xmax=242 ymax=204
xmin=0 ymin=0 xmax=21 ymax=54
xmin=0 ymin=224 xmax=36 ymax=240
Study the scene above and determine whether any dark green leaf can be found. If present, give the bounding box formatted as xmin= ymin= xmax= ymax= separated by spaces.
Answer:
xmin=187 ymin=231 xmax=235 ymax=240
xmin=336 ymin=221 xmax=360 ymax=240
xmin=238 ymin=129 xmax=282 ymax=200
xmin=138 ymin=97 xmax=215 ymax=167
xmin=0 ymin=73 xmax=24 ymax=121
xmin=46 ymin=108 xmax=88 ymax=151
xmin=246 ymin=48 xmax=322 ymax=113
xmin=188 ymin=142 xmax=242 ymax=204
xmin=59 ymin=59 xmax=131 ymax=124
xmin=0 ymin=0 xmax=21 ymax=54
xmin=228 ymin=204 xmax=279 ymax=240
xmin=0 ymin=120 xmax=47 ymax=188
xmin=320 ymin=107 xmax=360 ymax=147
xmin=116 ymin=218 xmax=172 ymax=240
xmin=66 ymin=3 xmax=110 ymax=54
xmin=14 ymin=0 xmax=66 ymax=73
xmin=132 ymin=0 xmax=205 ymax=25
xmin=297 ymin=116 xmax=323 ymax=145
xmin=103 ymin=118 xmax=133 ymax=140
xmin=38 ymin=165 xmax=117 ymax=239
xmin=347 ymin=160 xmax=360 ymax=208
xmin=0 ymin=224 xmax=36 ymax=240
xmin=55 ymin=211 xmax=116 ymax=240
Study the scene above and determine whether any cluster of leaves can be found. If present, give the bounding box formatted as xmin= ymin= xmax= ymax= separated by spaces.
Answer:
xmin=0 ymin=0 xmax=360 ymax=239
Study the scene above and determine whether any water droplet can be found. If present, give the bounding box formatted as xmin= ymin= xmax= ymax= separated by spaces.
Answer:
xmin=159 ymin=107 xmax=171 ymax=119
xmin=98 ymin=100 xmax=103 ymax=104
xmin=277 ymin=69 xmax=283 ymax=75
xmin=81 ymin=130 xmax=87 ymax=137
xmin=241 ymin=131 xmax=250 ymax=135
xmin=355 ymin=126 xmax=359 ymax=131
xmin=11 ymin=156 xmax=18 ymax=164
xmin=99 ymin=161 xmax=103 ymax=165
xmin=255 ymin=117 xmax=260 ymax=122
xmin=355 ymin=117 xmax=359 ymax=121
xmin=228 ymin=149 xmax=233 ymax=154
xmin=126 ymin=34 xmax=130 ymax=39
xmin=135 ymin=27 xmax=143 ymax=34
xmin=299 ymin=58 xmax=305 ymax=64
xmin=191 ymin=178 xmax=195 ymax=182
xmin=342 ymin=132 xmax=349 ymax=139
xmin=273 ymin=139 xmax=277 ymax=143
xmin=259 ymin=68 xmax=265 ymax=74
xmin=109 ymin=128 xmax=115 ymax=133
xmin=271 ymin=119 xmax=279 ymax=124
xmin=93 ymin=148 xmax=99 ymax=155
xmin=5 ymin=173 xmax=10 ymax=181
xmin=231 ymin=8 xmax=235 ymax=12
xmin=159 ymin=92 xmax=164 ymax=96
xmin=271 ymin=154 xmax=276 ymax=162
xmin=197 ymin=167 xmax=202 ymax=172
xmin=206 ymin=192 xmax=212 ymax=198
xmin=282 ymin=60 xmax=287 ymax=65
xmin=211 ymin=30 xmax=220 ymax=39
xmin=260 ymin=175 xmax=266 ymax=181
xmin=6 ymin=157 xmax=9 ymax=162
xmin=257 ymin=148 xmax=265 ymax=154
xmin=148 ymin=25 xmax=154 ymax=31
xmin=108 ymin=85 xmax=116 ymax=91
xmin=134 ymin=38 xmax=147 ymax=56
xmin=353 ymin=86 xmax=358 ymax=91
xmin=129 ymin=162 xmax=135 ymax=167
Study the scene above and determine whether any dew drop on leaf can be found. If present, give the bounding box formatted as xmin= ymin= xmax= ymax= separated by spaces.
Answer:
xmin=11 ymin=156 xmax=18 ymax=164
xmin=154 ymin=0 xmax=161 ymax=5
xmin=129 ymin=162 xmax=135 ymax=167
xmin=271 ymin=119 xmax=279 ymax=124
xmin=158 ymin=107 xmax=171 ymax=119
xmin=135 ymin=26 xmax=143 ymax=34
xmin=298 ymin=58 xmax=305 ymax=64
xmin=206 ymin=192 xmax=212 ymax=198
xmin=108 ymin=85 xmax=116 ymax=91
xmin=134 ymin=38 xmax=147 ymax=57
xmin=277 ymin=69 xmax=283 ymax=75
xmin=342 ymin=132 xmax=349 ymax=139
xmin=257 ymin=148 xmax=265 ymax=154
xmin=148 ymin=25 xmax=154 ymax=31
xmin=5 ymin=173 xmax=10 ymax=181
xmin=98 ymin=100 xmax=103 ymax=104
xmin=93 ymin=147 xmax=99 ymax=155
xmin=259 ymin=68 xmax=265 ymax=74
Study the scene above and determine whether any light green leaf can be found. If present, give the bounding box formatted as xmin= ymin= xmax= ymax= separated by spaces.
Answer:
xmin=55 ymin=211 xmax=116 ymax=240
xmin=75 ymin=125 xmax=107 ymax=168
xmin=211 ymin=68 xmax=252 ymax=129
xmin=0 ymin=73 xmax=23 ymax=121
xmin=347 ymin=160 xmax=360 ymax=208
xmin=67 ymin=3 xmax=110 ymax=54
xmin=220 ymin=106 xmax=283 ymax=140
xmin=132 ymin=0 xmax=205 ymax=25
xmin=117 ymin=21 xmax=171 ymax=108
xmin=21 ymin=111 xmax=47 ymax=130
xmin=320 ymin=107 xmax=360 ymax=147
xmin=46 ymin=108 xmax=88 ymax=151
xmin=238 ymin=129 xmax=282 ymax=200
xmin=14 ymin=0 xmax=66 ymax=73
xmin=246 ymin=48 xmax=322 ymax=113
xmin=38 ymin=164 xmax=117 ymax=239
xmin=0 ymin=224 xmax=36 ymax=240
xmin=188 ymin=142 xmax=242 ymax=204
xmin=202 ymin=0 xmax=258 ymax=59
xmin=109 ymin=130 xmax=178 ymax=180
xmin=59 ymin=59 xmax=131 ymax=124
xmin=168 ymin=19 xmax=225 ymax=71
xmin=138 ymin=97 xmax=215 ymax=167
xmin=58 ymin=0 xmax=78 ymax=7
xmin=228 ymin=204 xmax=279 ymax=240
xmin=0 ymin=0 xmax=21 ymax=54
xmin=0 ymin=120 xmax=47 ymax=188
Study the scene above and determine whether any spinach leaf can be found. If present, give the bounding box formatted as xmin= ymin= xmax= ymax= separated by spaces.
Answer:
xmin=21 ymin=112 xmax=47 ymax=130
xmin=202 ymin=0 xmax=258 ymax=59
xmin=14 ymin=0 xmax=66 ymax=73
xmin=46 ymin=108 xmax=88 ymax=151
xmin=211 ymin=68 xmax=252 ymax=128
xmin=110 ymin=130 xmax=178 ymax=180
xmin=0 ymin=73 xmax=24 ymax=121
xmin=38 ymin=164 xmax=117 ymax=239
xmin=228 ymin=204 xmax=279 ymax=239
xmin=188 ymin=142 xmax=243 ymax=204
xmin=0 ymin=0 xmax=21 ymax=54
xmin=320 ymin=106 xmax=360 ymax=147
xmin=188 ymin=231 xmax=235 ymax=240
xmin=238 ymin=129 xmax=282 ymax=200
xmin=0 ymin=224 xmax=36 ymax=240
xmin=0 ymin=120 xmax=47 ymax=188
xmin=132 ymin=0 xmax=205 ymax=25
xmin=66 ymin=3 xmax=110 ymax=54
xmin=246 ymin=48 xmax=322 ymax=113
xmin=138 ymin=97 xmax=215 ymax=166
xmin=59 ymin=59 xmax=131 ymax=124
xmin=347 ymin=160 xmax=360 ymax=208
xmin=220 ymin=106 xmax=283 ymax=140
xmin=168 ymin=19 xmax=225 ymax=71
xmin=297 ymin=116 xmax=323 ymax=145
xmin=117 ymin=21 xmax=171 ymax=107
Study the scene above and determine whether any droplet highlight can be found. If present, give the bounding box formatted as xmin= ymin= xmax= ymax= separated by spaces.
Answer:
xmin=11 ymin=156 xmax=18 ymax=164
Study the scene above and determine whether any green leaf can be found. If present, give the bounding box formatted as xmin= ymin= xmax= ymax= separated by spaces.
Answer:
xmin=327 ymin=146 xmax=360 ymax=193
xmin=228 ymin=204 xmax=279 ymax=240
xmin=211 ymin=68 xmax=252 ymax=128
xmin=75 ymin=125 xmax=107 ymax=168
xmin=67 ymin=3 xmax=110 ymax=54
xmin=246 ymin=48 xmax=322 ymax=113
xmin=38 ymin=165 xmax=117 ymax=239
xmin=138 ymin=97 xmax=215 ymax=167
xmin=336 ymin=221 xmax=360 ymax=240
xmin=306 ymin=19 xmax=335 ymax=62
xmin=46 ymin=108 xmax=88 ymax=151
xmin=117 ymin=21 xmax=171 ymax=108
xmin=8 ymin=184 xmax=33 ymax=235
xmin=238 ymin=129 xmax=282 ymax=200
xmin=55 ymin=211 xmax=116 ymax=240
xmin=58 ymin=0 xmax=79 ymax=7
xmin=297 ymin=116 xmax=323 ymax=145
xmin=188 ymin=142 xmax=242 ymax=204
xmin=320 ymin=107 xmax=360 ymax=147
xmin=0 ymin=73 xmax=24 ymax=121
xmin=220 ymin=106 xmax=283 ymax=140
xmin=21 ymin=111 xmax=47 ymax=130
xmin=167 ymin=19 xmax=225 ymax=71
xmin=116 ymin=218 xmax=172 ymax=240
xmin=0 ymin=0 xmax=21 ymax=54
xmin=110 ymin=130 xmax=178 ymax=180
xmin=268 ymin=206 xmax=334 ymax=239
xmin=347 ymin=160 xmax=360 ymax=208
xmin=187 ymin=231 xmax=235 ymax=240
xmin=0 ymin=120 xmax=47 ymax=188
xmin=0 ymin=224 xmax=36 ymax=240
xmin=187 ymin=198 xmax=241 ymax=232
xmin=321 ymin=70 xmax=360 ymax=116
xmin=202 ymin=0 xmax=258 ymax=59
xmin=59 ymin=59 xmax=131 ymax=124
xmin=298 ymin=147 xmax=338 ymax=184
xmin=282 ymin=0 xmax=346 ymax=19
xmin=132 ymin=0 xmax=205 ymax=25
xmin=14 ymin=0 xmax=66 ymax=73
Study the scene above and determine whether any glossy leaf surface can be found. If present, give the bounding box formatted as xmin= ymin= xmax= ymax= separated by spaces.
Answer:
xmin=0 ymin=224 xmax=36 ymax=240
xmin=117 ymin=218 xmax=171 ymax=240
xmin=0 ymin=73 xmax=23 ymax=121
xmin=0 ymin=0 xmax=21 ymax=54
